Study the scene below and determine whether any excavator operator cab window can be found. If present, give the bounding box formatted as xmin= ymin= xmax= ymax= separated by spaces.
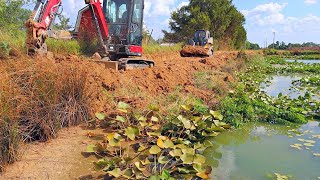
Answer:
xmin=103 ymin=0 xmax=143 ymax=46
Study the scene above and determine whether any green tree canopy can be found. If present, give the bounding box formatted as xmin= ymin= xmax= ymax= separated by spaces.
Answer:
xmin=0 ymin=0 xmax=31 ymax=31
xmin=163 ymin=0 xmax=247 ymax=50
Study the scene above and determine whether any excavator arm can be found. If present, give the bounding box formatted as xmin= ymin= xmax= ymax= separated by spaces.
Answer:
xmin=26 ymin=0 xmax=108 ymax=55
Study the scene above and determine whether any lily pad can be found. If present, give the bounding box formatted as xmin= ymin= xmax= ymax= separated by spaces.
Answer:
xmin=122 ymin=169 xmax=133 ymax=178
xmin=125 ymin=126 xmax=139 ymax=141
xmin=313 ymin=153 xmax=320 ymax=157
xmin=134 ymin=161 xmax=146 ymax=171
xmin=194 ymin=154 xmax=206 ymax=164
xmin=116 ymin=116 xmax=127 ymax=123
xmin=151 ymin=116 xmax=159 ymax=122
xmin=95 ymin=113 xmax=106 ymax=120
xmin=107 ymin=168 xmax=122 ymax=178
xmin=149 ymin=145 xmax=161 ymax=154
xmin=158 ymin=156 xmax=170 ymax=164
xmin=196 ymin=172 xmax=209 ymax=179
xmin=304 ymin=143 xmax=314 ymax=147
xmin=157 ymin=138 xmax=164 ymax=149
xmin=210 ymin=110 xmax=223 ymax=120
xmin=169 ymin=149 xmax=183 ymax=157
xmin=180 ymin=153 xmax=194 ymax=164
xmin=163 ymin=140 xmax=174 ymax=148
xmin=86 ymin=144 xmax=96 ymax=153
xmin=182 ymin=148 xmax=195 ymax=155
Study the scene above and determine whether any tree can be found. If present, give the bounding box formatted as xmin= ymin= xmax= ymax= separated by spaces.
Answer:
xmin=164 ymin=0 xmax=247 ymax=50
xmin=53 ymin=14 xmax=73 ymax=31
xmin=0 ymin=0 xmax=31 ymax=31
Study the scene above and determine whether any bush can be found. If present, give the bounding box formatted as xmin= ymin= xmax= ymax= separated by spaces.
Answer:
xmin=263 ymin=48 xmax=279 ymax=56
xmin=0 ymin=41 xmax=11 ymax=59
xmin=0 ymin=58 xmax=91 ymax=170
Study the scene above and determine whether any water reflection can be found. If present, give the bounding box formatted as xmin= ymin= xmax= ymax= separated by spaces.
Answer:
xmin=206 ymin=121 xmax=320 ymax=180
xmin=286 ymin=59 xmax=320 ymax=64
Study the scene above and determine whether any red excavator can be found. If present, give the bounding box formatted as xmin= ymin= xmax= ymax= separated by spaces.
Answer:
xmin=26 ymin=0 xmax=154 ymax=70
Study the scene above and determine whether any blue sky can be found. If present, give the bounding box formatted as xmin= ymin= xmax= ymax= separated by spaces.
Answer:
xmin=27 ymin=0 xmax=320 ymax=46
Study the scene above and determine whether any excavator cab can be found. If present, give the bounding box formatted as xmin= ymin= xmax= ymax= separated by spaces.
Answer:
xmin=102 ymin=0 xmax=144 ymax=58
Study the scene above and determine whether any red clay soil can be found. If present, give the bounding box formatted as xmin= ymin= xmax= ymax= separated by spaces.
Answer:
xmin=81 ymin=51 xmax=238 ymax=112
xmin=180 ymin=45 xmax=210 ymax=56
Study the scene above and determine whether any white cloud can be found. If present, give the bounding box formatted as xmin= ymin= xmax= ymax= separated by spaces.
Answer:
xmin=242 ymin=2 xmax=320 ymax=31
xmin=304 ymin=0 xmax=317 ymax=5
xmin=144 ymin=0 xmax=176 ymax=16
xmin=177 ymin=1 xmax=189 ymax=9
xmin=241 ymin=3 xmax=288 ymax=25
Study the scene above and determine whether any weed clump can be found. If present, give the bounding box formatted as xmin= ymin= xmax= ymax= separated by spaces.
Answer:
xmin=0 ymin=58 xmax=91 ymax=170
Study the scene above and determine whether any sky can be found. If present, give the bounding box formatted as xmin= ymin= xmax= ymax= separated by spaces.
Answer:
xmin=27 ymin=0 xmax=320 ymax=46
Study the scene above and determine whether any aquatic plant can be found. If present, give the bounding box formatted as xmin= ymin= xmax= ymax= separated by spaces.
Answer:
xmin=86 ymin=102 xmax=230 ymax=179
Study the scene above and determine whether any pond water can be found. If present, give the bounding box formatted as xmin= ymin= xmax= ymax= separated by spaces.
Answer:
xmin=207 ymin=121 xmax=320 ymax=180
xmin=206 ymin=59 xmax=320 ymax=180
xmin=286 ymin=59 xmax=320 ymax=64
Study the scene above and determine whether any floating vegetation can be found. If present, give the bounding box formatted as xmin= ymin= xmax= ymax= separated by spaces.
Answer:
xmin=85 ymin=102 xmax=230 ymax=179
xmin=290 ymin=144 xmax=303 ymax=150
xmin=313 ymin=153 xmax=320 ymax=157
xmin=267 ymin=173 xmax=292 ymax=180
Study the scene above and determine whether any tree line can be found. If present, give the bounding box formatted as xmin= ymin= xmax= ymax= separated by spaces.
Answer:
xmin=162 ymin=0 xmax=247 ymax=50
xmin=268 ymin=41 xmax=320 ymax=50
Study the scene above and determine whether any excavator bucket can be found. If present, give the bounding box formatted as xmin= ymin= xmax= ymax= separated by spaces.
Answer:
xmin=96 ymin=58 xmax=154 ymax=71
xmin=180 ymin=45 xmax=213 ymax=57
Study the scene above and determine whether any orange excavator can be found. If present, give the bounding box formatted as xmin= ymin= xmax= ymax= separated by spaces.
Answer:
xmin=26 ymin=0 xmax=154 ymax=70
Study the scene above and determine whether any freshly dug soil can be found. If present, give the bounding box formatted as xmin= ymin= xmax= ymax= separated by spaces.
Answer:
xmin=180 ymin=45 xmax=210 ymax=57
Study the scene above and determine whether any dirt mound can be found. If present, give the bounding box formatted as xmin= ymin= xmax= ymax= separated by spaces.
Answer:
xmin=51 ymin=51 xmax=239 ymax=113
xmin=180 ymin=45 xmax=210 ymax=57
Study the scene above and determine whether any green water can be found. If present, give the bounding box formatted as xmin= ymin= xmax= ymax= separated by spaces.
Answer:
xmin=206 ymin=121 xmax=320 ymax=180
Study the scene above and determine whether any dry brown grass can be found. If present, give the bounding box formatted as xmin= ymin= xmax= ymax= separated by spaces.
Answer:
xmin=0 ymin=57 xmax=91 ymax=171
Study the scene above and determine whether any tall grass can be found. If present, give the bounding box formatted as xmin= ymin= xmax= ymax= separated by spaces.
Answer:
xmin=0 ymin=58 xmax=91 ymax=171
xmin=46 ymin=39 xmax=81 ymax=55
xmin=143 ymin=44 xmax=182 ymax=55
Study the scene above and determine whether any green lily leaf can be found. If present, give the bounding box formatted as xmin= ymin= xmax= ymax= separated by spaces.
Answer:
xmin=141 ymin=158 xmax=151 ymax=165
xmin=148 ymin=104 xmax=160 ymax=111
xmin=149 ymin=145 xmax=161 ymax=154
xmin=163 ymin=140 xmax=174 ymax=148
xmin=138 ymin=116 xmax=147 ymax=121
xmin=86 ymin=144 xmax=96 ymax=153
xmin=169 ymin=149 xmax=183 ymax=157
xmin=151 ymin=116 xmax=159 ymax=122
xmin=175 ymin=144 xmax=188 ymax=149
xmin=182 ymin=148 xmax=195 ymax=155
xmin=118 ymin=102 xmax=130 ymax=109
xmin=180 ymin=153 xmax=194 ymax=164
xmin=125 ymin=126 xmax=140 ymax=141
xmin=161 ymin=170 xmax=170 ymax=179
xmin=122 ymin=169 xmax=133 ymax=179
xmin=178 ymin=115 xmax=192 ymax=129
xmin=158 ymin=156 xmax=170 ymax=164
xmin=109 ymin=138 xmax=120 ymax=147
xmin=194 ymin=154 xmax=206 ymax=164
xmin=149 ymin=175 xmax=161 ymax=180
xmin=193 ymin=164 xmax=206 ymax=173
xmin=210 ymin=110 xmax=223 ymax=120
xmin=95 ymin=112 xmax=106 ymax=120
xmin=181 ymin=105 xmax=192 ymax=111
xmin=116 ymin=115 xmax=127 ymax=123
xmin=147 ymin=130 xmax=162 ymax=137
xmin=178 ymin=167 xmax=193 ymax=174
xmin=107 ymin=168 xmax=122 ymax=178
xmin=134 ymin=161 xmax=146 ymax=171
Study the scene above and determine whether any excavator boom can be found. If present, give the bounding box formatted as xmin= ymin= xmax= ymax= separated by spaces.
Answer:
xmin=26 ymin=0 xmax=154 ymax=70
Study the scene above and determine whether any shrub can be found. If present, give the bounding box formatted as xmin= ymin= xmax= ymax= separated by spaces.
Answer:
xmin=0 ymin=58 xmax=91 ymax=170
